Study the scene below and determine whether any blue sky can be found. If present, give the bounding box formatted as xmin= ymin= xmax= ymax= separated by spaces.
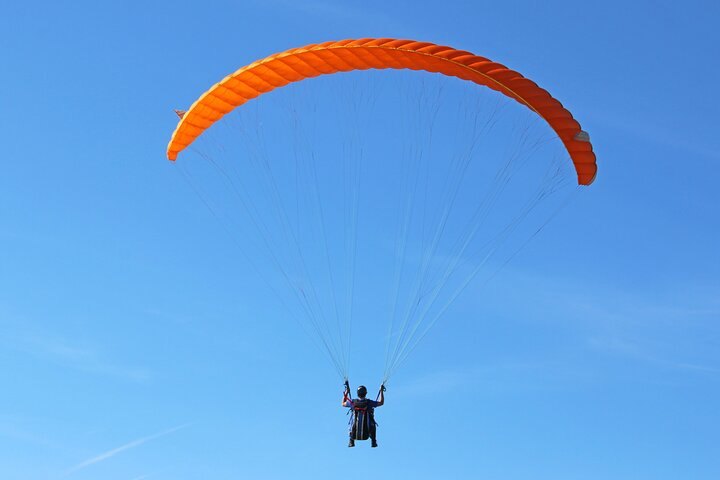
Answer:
xmin=1 ymin=1 xmax=719 ymax=479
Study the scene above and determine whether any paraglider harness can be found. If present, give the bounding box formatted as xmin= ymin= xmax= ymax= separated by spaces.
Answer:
xmin=344 ymin=381 xmax=384 ymax=441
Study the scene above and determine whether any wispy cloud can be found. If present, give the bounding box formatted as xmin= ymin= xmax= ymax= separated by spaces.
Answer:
xmin=474 ymin=267 xmax=720 ymax=376
xmin=63 ymin=424 xmax=189 ymax=477
xmin=588 ymin=336 xmax=720 ymax=375
xmin=0 ymin=422 xmax=56 ymax=450
xmin=1 ymin=326 xmax=151 ymax=382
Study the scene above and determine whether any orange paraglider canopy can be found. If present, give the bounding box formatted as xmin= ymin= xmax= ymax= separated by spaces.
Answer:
xmin=167 ymin=38 xmax=597 ymax=185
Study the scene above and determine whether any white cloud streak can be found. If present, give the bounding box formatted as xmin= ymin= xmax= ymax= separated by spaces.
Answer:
xmin=63 ymin=424 xmax=189 ymax=477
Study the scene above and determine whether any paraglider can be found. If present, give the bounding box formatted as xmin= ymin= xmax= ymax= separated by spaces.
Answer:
xmin=343 ymin=381 xmax=385 ymax=447
xmin=168 ymin=38 xmax=597 ymax=442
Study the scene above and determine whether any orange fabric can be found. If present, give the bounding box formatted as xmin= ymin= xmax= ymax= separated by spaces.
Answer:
xmin=168 ymin=38 xmax=597 ymax=185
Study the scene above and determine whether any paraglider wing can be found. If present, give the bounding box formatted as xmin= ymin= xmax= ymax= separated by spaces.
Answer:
xmin=166 ymin=38 xmax=597 ymax=185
